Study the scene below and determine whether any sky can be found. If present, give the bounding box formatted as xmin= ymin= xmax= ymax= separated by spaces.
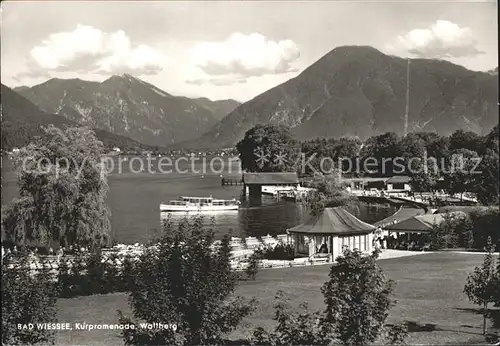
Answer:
xmin=1 ymin=1 xmax=497 ymax=102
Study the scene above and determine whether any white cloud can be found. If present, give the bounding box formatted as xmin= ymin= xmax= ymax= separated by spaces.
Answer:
xmin=386 ymin=20 xmax=485 ymax=58
xmin=22 ymin=24 xmax=166 ymax=77
xmin=188 ymin=32 xmax=300 ymax=84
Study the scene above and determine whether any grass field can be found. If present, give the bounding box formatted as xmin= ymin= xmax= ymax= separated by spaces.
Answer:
xmin=56 ymin=252 xmax=497 ymax=345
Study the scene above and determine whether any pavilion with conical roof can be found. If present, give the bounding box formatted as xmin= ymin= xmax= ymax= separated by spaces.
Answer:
xmin=287 ymin=207 xmax=376 ymax=258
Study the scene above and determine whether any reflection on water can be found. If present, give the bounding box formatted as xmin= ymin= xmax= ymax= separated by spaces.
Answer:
xmin=158 ymin=196 xmax=307 ymax=240
xmin=2 ymin=156 xmax=397 ymax=244
xmin=158 ymin=196 xmax=396 ymax=241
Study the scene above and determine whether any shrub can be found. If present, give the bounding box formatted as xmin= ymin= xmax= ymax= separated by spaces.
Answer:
xmin=469 ymin=208 xmax=500 ymax=251
xmin=118 ymin=215 xmax=256 ymax=345
xmin=121 ymin=254 xmax=136 ymax=291
xmin=252 ymin=249 xmax=406 ymax=345
xmin=104 ymin=252 xmax=121 ymax=293
xmin=430 ymin=209 xmax=499 ymax=251
xmin=252 ymin=291 xmax=329 ymax=345
xmin=2 ymin=255 xmax=58 ymax=345
xmin=82 ymin=249 xmax=106 ymax=295
xmin=245 ymin=248 xmax=264 ymax=280
xmin=430 ymin=212 xmax=471 ymax=250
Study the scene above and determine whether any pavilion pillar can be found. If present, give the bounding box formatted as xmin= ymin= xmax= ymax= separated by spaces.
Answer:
xmin=367 ymin=232 xmax=374 ymax=253
xmin=308 ymin=236 xmax=316 ymax=257
xmin=332 ymin=236 xmax=339 ymax=260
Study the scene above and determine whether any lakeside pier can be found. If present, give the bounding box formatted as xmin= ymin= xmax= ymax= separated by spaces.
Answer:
xmin=221 ymin=177 xmax=244 ymax=186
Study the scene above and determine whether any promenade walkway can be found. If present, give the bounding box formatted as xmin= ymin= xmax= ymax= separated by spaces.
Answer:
xmin=233 ymin=249 xmax=432 ymax=271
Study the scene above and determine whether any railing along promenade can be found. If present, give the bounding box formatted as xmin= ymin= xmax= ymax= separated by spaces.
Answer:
xmin=1 ymin=234 xmax=295 ymax=275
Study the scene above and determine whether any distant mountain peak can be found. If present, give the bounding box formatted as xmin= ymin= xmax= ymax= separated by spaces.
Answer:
xmin=326 ymin=45 xmax=388 ymax=58
xmin=103 ymin=74 xmax=136 ymax=84
xmin=181 ymin=44 xmax=498 ymax=148
xmin=332 ymin=45 xmax=383 ymax=52
xmin=13 ymin=75 xmax=240 ymax=146
xmin=117 ymin=73 xmax=140 ymax=81
xmin=103 ymin=74 xmax=164 ymax=90
xmin=1 ymin=84 xmax=152 ymax=151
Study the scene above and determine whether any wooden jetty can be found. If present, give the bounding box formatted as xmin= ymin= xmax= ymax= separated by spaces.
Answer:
xmin=221 ymin=177 xmax=244 ymax=186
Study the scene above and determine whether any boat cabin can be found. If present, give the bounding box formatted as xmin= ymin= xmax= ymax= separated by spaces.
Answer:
xmin=181 ymin=196 xmax=213 ymax=204
xmin=161 ymin=196 xmax=239 ymax=212
xmin=212 ymin=200 xmax=237 ymax=206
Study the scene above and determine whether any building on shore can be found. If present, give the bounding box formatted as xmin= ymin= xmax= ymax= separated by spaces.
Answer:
xmin=373 ymin=206 xmax=427 ymax=230
xmin=385 ymin=176 xmax=412 ymax=192
xmin=379 ymin=212 xmax=467 ymax=249
xmin=287 ymin=207 xmax=375 ymax=260
xmin=343 ymin=175 xmax=412 ymax=194
xmin=242 ymin=172 xmax=299 ymax=202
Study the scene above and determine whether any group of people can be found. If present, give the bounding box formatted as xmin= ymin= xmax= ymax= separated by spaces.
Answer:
xmin=372 ymin=230 xmax=431 ymax=251
xmin=373 ymin=235 xmax=388 ymax=249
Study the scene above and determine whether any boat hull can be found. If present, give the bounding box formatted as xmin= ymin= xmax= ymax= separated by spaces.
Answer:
xmin=160 ymin=204 xmax=239 ymax=212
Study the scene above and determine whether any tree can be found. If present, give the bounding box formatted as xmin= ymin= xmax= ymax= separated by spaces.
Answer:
xmin=301 ymin=137 xmax=362 ymax=176
xmin=443 ymin=149 xmax=480 ymax=200
xmin=118 ymin=215 xmax=256 ymax=345
xmin=82 ymin=249 xmax=106 ymax=295
xmin=409 ymin=163 xmax=439 ymax=195
xmin=464 ymin=237 xmax=498 ymax=335
xmin=449 ymin=130 xmax=481 ymax=153
xmin=400 ymin=133 xmax=426 ymax=160
xmin=483 ymin=124 xmax=499 ymax=153
xmin=245 ymin=247 xmax=267 ymax=280
xmin=306 ymin=173 xmax=359 ymax=216
xmin=473 ymin=125 xmax=499 ymax=205
xmin=494 ymin=253 xmax=500 ymax=308
xmin=322 ymin=249 xmax=396 ymax=345
xmin=412 ymin=132 xmax=441 ymax=148
xmin=468 ymin=208 xmax=499 ymax=251
xmin=2 ymin=255 xmax=58 ymax=345
xmin=1 ymin=125 xmax=111 ymax=249
xmin=236 ymin=124 xmax=299 ymax=172
xmin=252 ymin=249 xmax=405 ymax=345
xmin=360 ymin=132 xmax=403 ymax=177
xmin=334 ymin=137 xmax=363 ymax=160
xmin=475 ymin=148 xmax=499 ymax=206
xmin=400 ymin=134 xmax=439 ymax=194
xmin=426 ymin=136 xmax=450 ymax=161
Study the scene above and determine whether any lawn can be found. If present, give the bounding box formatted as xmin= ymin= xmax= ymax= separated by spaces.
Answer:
xmin=56 ymin=252 xmax=496 ymax=345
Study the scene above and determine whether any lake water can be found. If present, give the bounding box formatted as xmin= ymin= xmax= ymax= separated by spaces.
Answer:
xmin=1 ymin=156 xmax=397 ymax=244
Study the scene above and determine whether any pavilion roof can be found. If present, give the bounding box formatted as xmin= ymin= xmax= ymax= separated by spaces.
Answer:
xmin=383 ymin=212 xmax=466 ymax=232
xmin=288 ymin=207 xmax=375 ymax=235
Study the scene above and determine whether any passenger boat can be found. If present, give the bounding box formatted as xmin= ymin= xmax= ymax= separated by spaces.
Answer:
xmin=160 ymin=196 xmax=240 ymax=212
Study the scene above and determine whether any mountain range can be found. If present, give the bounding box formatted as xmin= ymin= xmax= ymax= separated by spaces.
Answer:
xmin=182 ymin=46 xmax=498 ymax=148
xmin=14 ymin=74 xmax=240 ymax=146
xmin=3 ymin=46 xmax=498 ymax=150
xmin=1 ymin=84 xmax=149 ymax=150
